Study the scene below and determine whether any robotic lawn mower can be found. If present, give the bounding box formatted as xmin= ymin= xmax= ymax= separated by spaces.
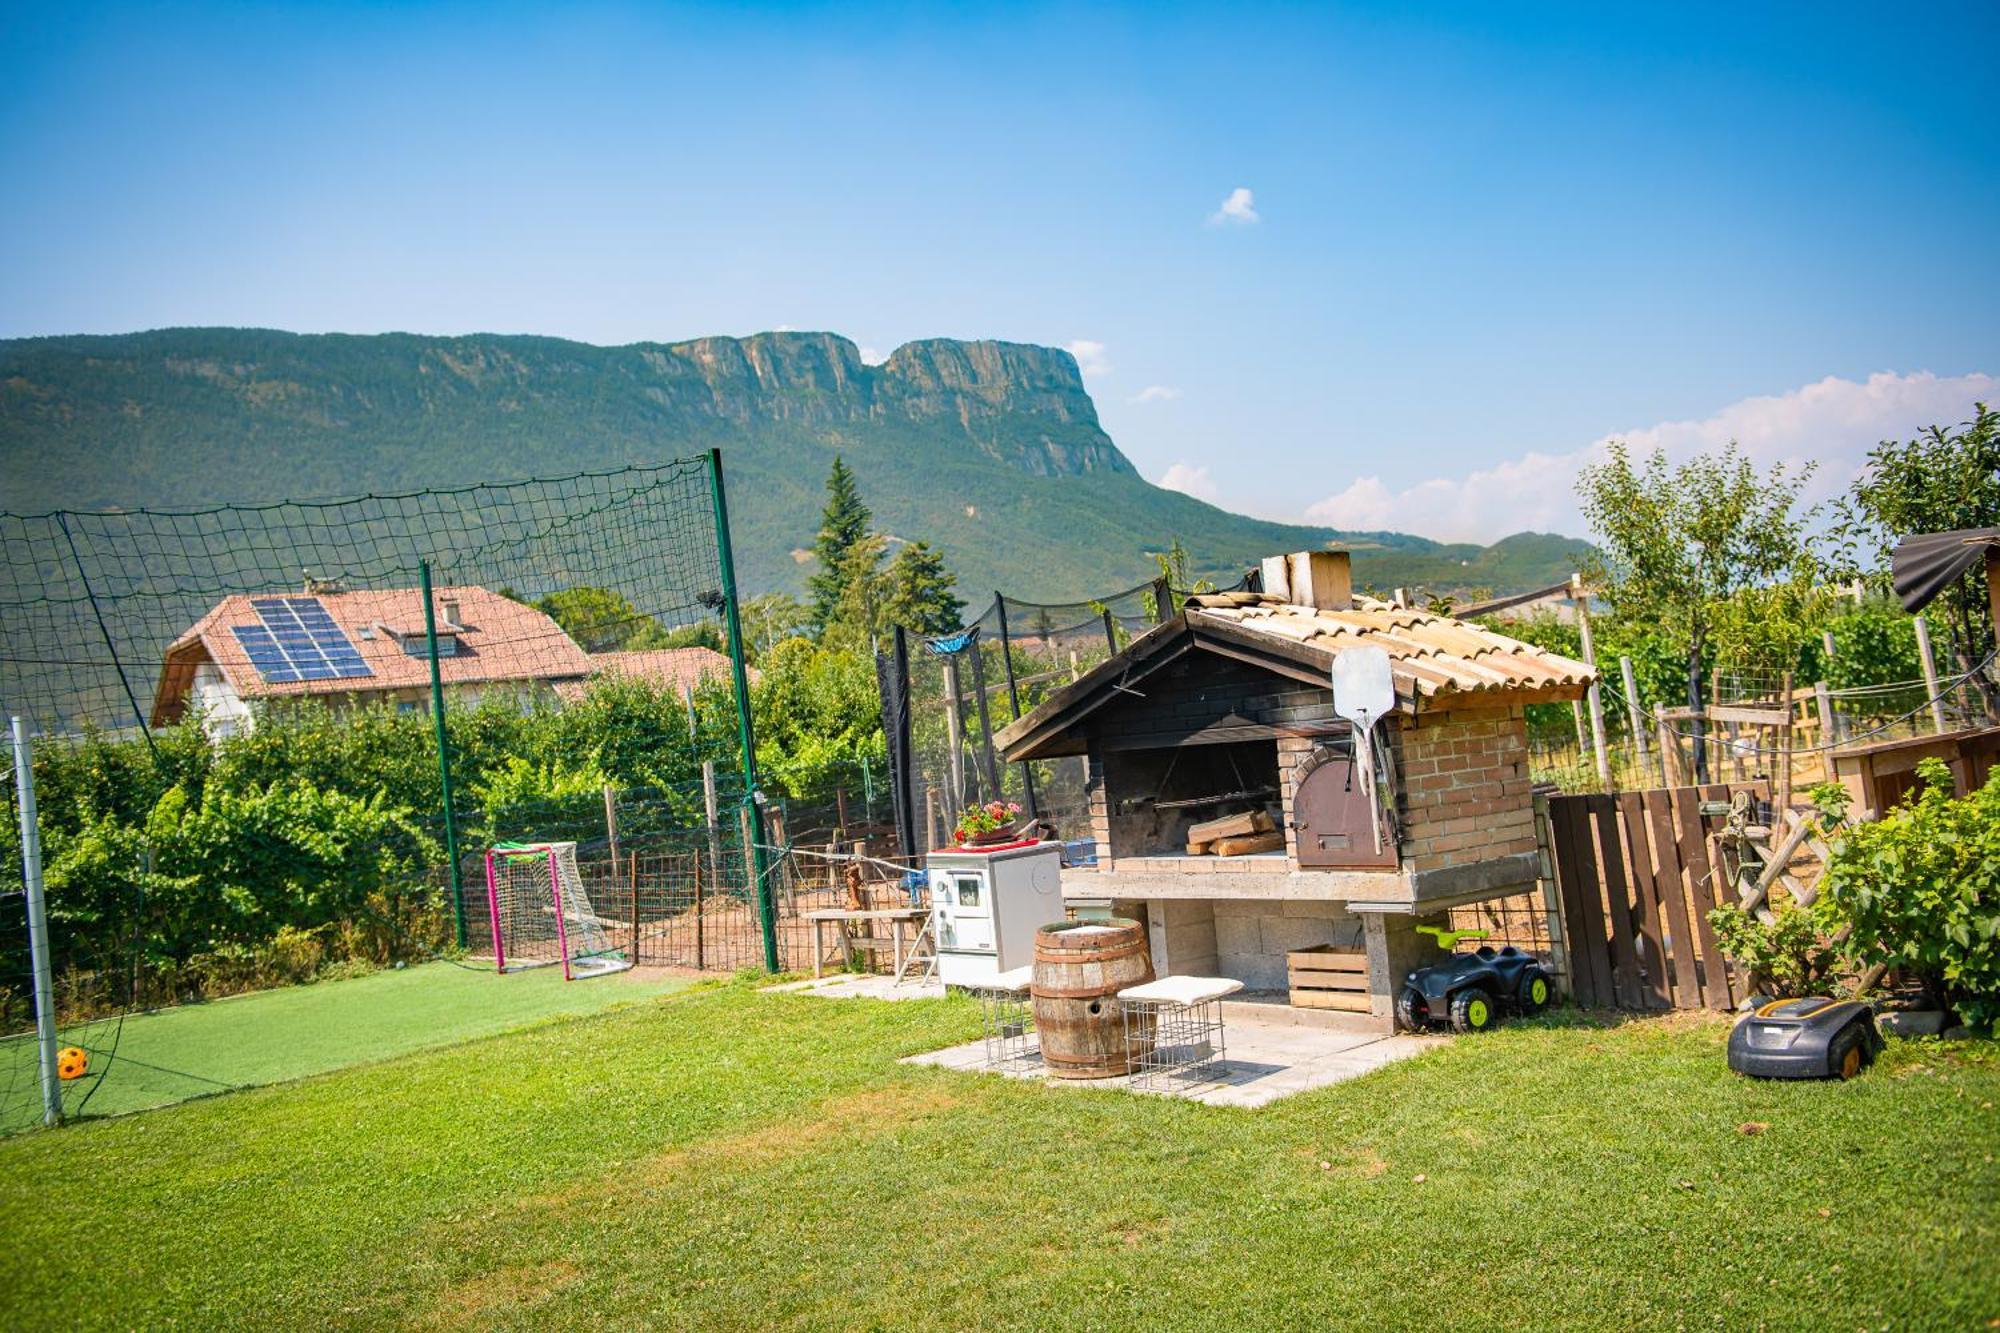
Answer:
xmin=1727 ymin=996 xmax=1881 ymax=1080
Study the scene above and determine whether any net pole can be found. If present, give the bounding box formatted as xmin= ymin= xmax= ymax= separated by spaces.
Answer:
xmin=11 ymin=717 xmax=62 ymax=1128
xmin=549 ymin=847 xmax=573 ymax=982
xmin=992 ymin=594 xmax=1039 ymax=817
xmin=706 ymin=449 xmax=777 ymax=972
xmin=421 ymin=561 xmax=467 ymax=948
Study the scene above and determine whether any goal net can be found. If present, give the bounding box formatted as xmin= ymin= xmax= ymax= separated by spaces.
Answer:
xmin=484 ymin=841 xmax=630 ymax=980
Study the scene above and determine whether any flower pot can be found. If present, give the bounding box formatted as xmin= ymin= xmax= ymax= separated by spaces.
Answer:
xmin=960 ymin=827 xmax=1021 ymax=848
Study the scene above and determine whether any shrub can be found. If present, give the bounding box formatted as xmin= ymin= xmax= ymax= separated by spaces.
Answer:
xmin=1815 ymin=757 xmax=2000 ymax=1031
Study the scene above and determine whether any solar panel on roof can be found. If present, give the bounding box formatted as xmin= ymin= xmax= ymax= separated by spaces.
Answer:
xmin=230 ymin=596 xmax=374 ymax=684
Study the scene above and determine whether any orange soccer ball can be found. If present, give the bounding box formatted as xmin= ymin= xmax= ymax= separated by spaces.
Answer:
xmin=56 ymin=1046 xmax=88 ymax=1081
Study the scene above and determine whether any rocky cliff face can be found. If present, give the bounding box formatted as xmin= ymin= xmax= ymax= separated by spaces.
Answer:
xmin=0 ymin=328 xmax=1133 ymax=495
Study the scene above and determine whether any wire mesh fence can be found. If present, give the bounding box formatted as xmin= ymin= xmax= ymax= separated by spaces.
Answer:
xmin=0 ymin=456 xmax=794 ymax=1133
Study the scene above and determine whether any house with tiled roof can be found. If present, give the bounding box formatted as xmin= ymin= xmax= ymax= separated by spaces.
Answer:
xmin=995 ymin=548 xmax=1595 ymax=1030
xmin=554 ymin=647 xmax=758 ymax=704
xmin=151 ymin=585 xmax=594 ymax=736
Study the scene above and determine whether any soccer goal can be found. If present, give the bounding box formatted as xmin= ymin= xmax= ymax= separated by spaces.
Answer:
xmin=484 ymin=841 xmax=631 ymax=980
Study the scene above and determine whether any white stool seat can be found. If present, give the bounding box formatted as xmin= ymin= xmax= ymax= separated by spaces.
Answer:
xmin=1117 ymin=975 xmax=1243 ymax=1007
xmin=983 ymin=965 xmax=1035 ymax=997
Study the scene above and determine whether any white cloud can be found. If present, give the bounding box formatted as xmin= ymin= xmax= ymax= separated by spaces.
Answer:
xmin=1208 ymin=187 xmax=1259 ymax=226
xmin=1131 ymin=384 xmax=1182 ymax=404
xmin=1302 ymin=370 xmax=1999 ymax=543
xmin=1066 ymin=339 xmax=1112 ymax=378
xmin=858 ymin=345 xmax=887 ymax=365
xmin=1158 ymin=461 xmax=1220 ymax=503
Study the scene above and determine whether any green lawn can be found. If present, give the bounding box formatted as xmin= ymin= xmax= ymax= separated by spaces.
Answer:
xmin=7 ymin=962 xmax=693 ymax=1123
xmin=0 ymin=985 xmax=1994 ymax=1330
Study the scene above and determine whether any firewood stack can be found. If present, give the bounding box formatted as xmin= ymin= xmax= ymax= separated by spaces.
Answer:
xmin=1184 ymin=808 xmax=1283 ymax=856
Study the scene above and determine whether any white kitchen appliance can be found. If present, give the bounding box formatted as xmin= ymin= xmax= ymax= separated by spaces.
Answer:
xmin=926 ymin=840 xmax=1064 ymax=987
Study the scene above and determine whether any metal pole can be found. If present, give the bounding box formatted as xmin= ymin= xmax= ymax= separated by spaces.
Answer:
xmin=706 ymin=448 xmax=778 ymax=972
xmin=420 ymin=562 xmax=466 ymax=949
xmin=941 ymin=651 xmax=966 ymax=818
xmin=1620 ymin=656 xmax=1655 ymax=786
xmin=1575 ymin=586 xmax=1611 ymax=788
xmin=992 ymin=593 xmax=1039 ymax=817
xmin=967 ymin=633 xmax=1002 ymax=802
xmin=12 ymin=717 xmax=62 ymax=1128
xmin=1914 ymin=614 xmax=1949 ymax=734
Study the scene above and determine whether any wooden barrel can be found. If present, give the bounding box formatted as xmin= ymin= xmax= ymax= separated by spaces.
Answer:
xmin=1031 ymin=919 xmax=1155 ymax=1079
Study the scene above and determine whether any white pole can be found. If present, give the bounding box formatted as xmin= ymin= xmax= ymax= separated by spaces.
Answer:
xmin=1914 ymin=615 xmax=1949 ymax=734
xmin=1620 ymin=655 xmax=1655 ymax=785
xmin=12 ymin=717 xmax=61 ymax=1128
xmin=1575 ymin=580 xmax=1611 ymax=787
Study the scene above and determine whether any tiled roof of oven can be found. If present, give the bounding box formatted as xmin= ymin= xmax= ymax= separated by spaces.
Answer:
xmin=1183 ymin=591 xmax=1595 ymax=701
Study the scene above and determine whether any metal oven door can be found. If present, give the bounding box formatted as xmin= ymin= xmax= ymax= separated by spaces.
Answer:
xmin=1293 ymin=752 xmax=1398 ymax=868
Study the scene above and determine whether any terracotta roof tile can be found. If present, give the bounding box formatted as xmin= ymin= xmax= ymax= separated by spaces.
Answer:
xmin=1189 ymin=592 xmax=1594 ymax=702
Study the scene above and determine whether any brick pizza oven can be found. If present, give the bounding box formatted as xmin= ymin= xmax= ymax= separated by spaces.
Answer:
xmin=995 ymin=550 xmax=1594 ymax=1030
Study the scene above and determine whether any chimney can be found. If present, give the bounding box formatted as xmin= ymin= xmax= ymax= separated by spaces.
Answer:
xmin=1261 ymin=550 xmax=1352 ymax=612
xmin=440 ymin=597 xmax=462 ymax=628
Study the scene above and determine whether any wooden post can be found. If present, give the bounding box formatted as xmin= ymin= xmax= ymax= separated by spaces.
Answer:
xmin=835 ymin=785 xmax=849 ymax=836
xmin=603 ymin=783 xmax=621 ymax=882
xmin=1814 ymin=680 xmax=1836 ymax=775
xmin=1914 ymin=614 xmax=1948 ymax=734
xmin=693 ymin=853 xmax=705 ymax=970
xmin=1620 ymin=656 xmax=1656 ymax=786
xmin=941 ymin=653 xmax=966 ymax=817
xmin=1777 ymin=670 xmax=1794 ymax=814
xmin=1575 ymin=584 xmax=1611 ymax=788
xmin=1658 ymin=717 xmax=1690 ymax=787
xmin=924 ymin=784 xmax=938 ymax=851
xmin=702 ymin=760 xmax=723 ymax=899
xmin=1531 ymin=789 xmax=1571 ymax=995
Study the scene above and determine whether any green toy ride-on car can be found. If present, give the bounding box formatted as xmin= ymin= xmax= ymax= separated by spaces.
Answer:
xmin=1395 ymin=926 xmax=1552 ymax=1033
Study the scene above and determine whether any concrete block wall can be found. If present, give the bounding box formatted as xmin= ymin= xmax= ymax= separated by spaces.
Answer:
xmin=1392 ymin=703 xmax=1538 ymax=873
xmin=1143 ymin=899 xmax=1219 ymax=977
xmin=1210 ymin=898 xmax=1364 ymax=991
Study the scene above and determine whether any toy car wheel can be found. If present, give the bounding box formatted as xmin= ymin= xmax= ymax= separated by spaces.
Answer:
xmin=1450 ymin=986 xmax=1498 ymax=1033
xmin=1517 ymin=967 xmax=1552 ymax=1015
xmin=1829 ymin=1024 xmax=1872 ymax=1080
xmin=1396 ymin=986 xmax=1430 ymax=1030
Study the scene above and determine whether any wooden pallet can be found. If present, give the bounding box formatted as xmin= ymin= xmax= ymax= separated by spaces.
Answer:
xmin=1287 ymin=945 xmax=1371 ymax=1012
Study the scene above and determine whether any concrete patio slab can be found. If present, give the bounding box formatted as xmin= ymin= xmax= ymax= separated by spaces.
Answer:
xmin=903 ymin=1012 xmax=1441 ymax=1107
xmin=767 ymin=973 xmax=946 ymax=1001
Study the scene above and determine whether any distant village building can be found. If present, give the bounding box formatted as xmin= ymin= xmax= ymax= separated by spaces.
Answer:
xmin=149 ymin=586 xmax=741 ymax=737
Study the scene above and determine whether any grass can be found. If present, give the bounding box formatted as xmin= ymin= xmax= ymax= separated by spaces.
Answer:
xmin=0 ymin=985 xmax=1994 ymax=1330
xmin=6 ymin=961 xmax=693 ymax=1122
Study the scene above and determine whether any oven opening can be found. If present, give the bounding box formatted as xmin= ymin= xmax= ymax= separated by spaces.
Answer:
xmin=1104 ymin=739 xmax=1282 ymax=858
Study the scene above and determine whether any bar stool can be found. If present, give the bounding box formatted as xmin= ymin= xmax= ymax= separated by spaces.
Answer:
xmin=1117 ymin=976 xmax=1243 ymax=1091
xmin=970 ymin=965 xmax=1037 ymax=1070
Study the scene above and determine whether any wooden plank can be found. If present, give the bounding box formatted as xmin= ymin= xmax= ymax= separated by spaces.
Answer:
xmin=1591 ymin=794 xmax=1644 ymax=1009
xmin=1643 ymin=786 xmax=1699 ymax=1009
xmin=1289 ymin=989 xmax=1374 ymax=1012
xmin=1211 ymin=830 xmax=1284 ymax=856
xmin=1707 ymin=705 xmax=1789 ymax=727
xmin=1687 ymin=784 xmax=1737 ymax=1009
xmin=1286 ymin=947 xmax=1368 ymax=971
xmin=1188 ymin=809 xmax=1274 ymax=843
xmin=1551 ymin=796 xmax=1614 ymax=1008
xmin=1185 ymin=839 xmax=1213 ymax=856
xmin=1618 ymin=791 xmax=1671 ymax=1009
xmin=1547 ymin=797 xmax=1598 ymax=1008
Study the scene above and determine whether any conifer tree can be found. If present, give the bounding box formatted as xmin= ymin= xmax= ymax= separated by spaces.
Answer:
xmin=886 ymin=540 xmax=966 ymax=636
xmin=808 ymin=456 xmax=872 ymax=629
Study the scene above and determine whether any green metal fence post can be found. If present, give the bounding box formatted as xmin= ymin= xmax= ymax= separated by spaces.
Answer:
xmin=706 ymin=449 xmax=778 ymax=972
xmin=421 ymin=561 xmax=467 ymax=949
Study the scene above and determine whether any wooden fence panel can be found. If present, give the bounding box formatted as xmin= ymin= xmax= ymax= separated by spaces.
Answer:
xmin=1642 ymin=787 xmax=1698 ymax=1008
xmin=1550 ymin=797 xmax=1614 ymax=1008
xmin=1549 ymin=783 xmax=1758 ymax=1011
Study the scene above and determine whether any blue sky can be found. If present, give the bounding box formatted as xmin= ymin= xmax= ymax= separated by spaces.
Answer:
xmin=3 ymin=2 xmax=1997 ymax=540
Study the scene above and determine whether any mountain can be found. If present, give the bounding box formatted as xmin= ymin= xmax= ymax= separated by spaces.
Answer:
xmin=0 ymin=328 xmax=1591 ymax=601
